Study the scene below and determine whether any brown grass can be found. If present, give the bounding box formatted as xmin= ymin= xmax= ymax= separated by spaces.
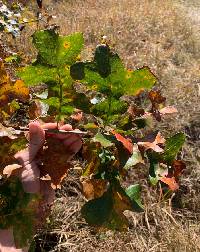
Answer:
xmin=2 ymin=0 xmax=200 ymax=251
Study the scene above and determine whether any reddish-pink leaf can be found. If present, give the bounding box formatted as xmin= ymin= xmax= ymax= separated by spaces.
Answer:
xmin=160 ymin=176 xmax=179 ymax=191
xmin=137 ymin=132 xmax=165 ymax=152
xmin=112 ymin=130 xmax=133 ymax=153
xmin=159 ymin=106 xmax=178 ymax=115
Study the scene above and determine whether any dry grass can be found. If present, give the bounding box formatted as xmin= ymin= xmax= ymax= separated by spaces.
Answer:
xmin=2 ymin=0 xmax=200 ymax=251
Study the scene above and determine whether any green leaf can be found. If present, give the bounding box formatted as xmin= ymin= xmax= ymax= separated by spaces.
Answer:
xmin=125 ymin=67 xmax=157 ymax=95
xmin=162 ymin=133 xmax=186 ymax=164
xmin=43 ymin=97 xmax=59 ymax=107
xmin=70 ymin=46 xmax=156 ymax=97
xmin=81 ymin=178 xmax=144 ymax=230
xmin=124 ymin=146 xmax=144 ymax=169
xmin=61 ymin=105 xmax=74 ymax=115
xmin=81 ymin=188 xmax=113 ymax=227
xmin=125 ymin=184 xmax=144 ymax=212
xmin=94 ymin=44 xmax=111 ymax=78
xmin=93 ymin=133 xmax=113 ymax=148
xmin=32 ymin=29 xmax=84 ymax=66
xmin=149 ymin=175 xmax=158 ymax=186
xmin=81 ymin=186 xmax=128 ymax=230
xmin=92 ymin=98 xmax=128 ymax=117
xmin=17 ymin=65 xmax=57 ymax=86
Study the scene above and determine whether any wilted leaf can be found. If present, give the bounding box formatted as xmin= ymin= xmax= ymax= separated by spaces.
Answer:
xmin=128 ymin=105 xmax=145 ymax=118
xmin=38 ymin=137 xmax=72 ymax=188
xmin=159 ymin=106 xmax=178 ymax=115
xmin=82 ymin=179 xmax=108 ymax=200
xmin=172 ymin=160 xmax=186 ymax=178
xmin=0 ymin=136 xmax=27 ymax=171
xmin=0 ymin=61 xmax=29 ymax=116
xmin=0 ymin=59 xmax=9 ymax=85
xmin=148 ymin=90 xmax=166 ymax=121
xmin=82 ymin=142 xmax=101 ymax=176
xmin=148 ymin=90 xmax=166 ymax=105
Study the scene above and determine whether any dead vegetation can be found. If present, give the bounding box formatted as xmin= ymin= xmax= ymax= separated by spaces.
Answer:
xmin=1 ymin=0 xmax=200 ymax=251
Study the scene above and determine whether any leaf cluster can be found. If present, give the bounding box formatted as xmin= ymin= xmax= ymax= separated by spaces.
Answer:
xmin=0 ymin=29 xmax=187 ymax=240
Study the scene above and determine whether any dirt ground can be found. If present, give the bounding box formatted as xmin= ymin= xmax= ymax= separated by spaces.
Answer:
xmin=2 ymin=0 xmax=200 ymax=251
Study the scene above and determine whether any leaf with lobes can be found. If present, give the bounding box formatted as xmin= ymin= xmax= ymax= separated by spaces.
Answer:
xmin=70 ymin=44 xmax=157 ymax=97
xmin=32 ymin=29 xmax=84 ymax=66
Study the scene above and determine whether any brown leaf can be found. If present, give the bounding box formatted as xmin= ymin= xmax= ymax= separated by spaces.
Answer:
xmin=127 ymin=105 xmax=145 ymax=118
xmin=38 ymin=137 xmax=72 ymax=189
xmin=148 ymin=90 xmax=166 ymax=105
xmin=0 ymin=60 xmax=29 ymax=119
xmin=82 ymin=179 xmax=108 ymax=200
xmin=172 ymin=160 xmax=186 ymax=179
xmin=148 ymin=90 xmax=166 ymax=121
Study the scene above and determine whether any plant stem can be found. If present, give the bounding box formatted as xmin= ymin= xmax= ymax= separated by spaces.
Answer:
xmin=57 ymin=73 xmax=63 ymax=128
xmin=106 ymin=77 xmax=112 ymax=123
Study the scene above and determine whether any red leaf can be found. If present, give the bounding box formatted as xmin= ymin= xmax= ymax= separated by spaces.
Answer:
xmin=160 ymin=176 xmax=179 ymax=191
xmin=112 ymin=131 xmax=133 ymax=154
